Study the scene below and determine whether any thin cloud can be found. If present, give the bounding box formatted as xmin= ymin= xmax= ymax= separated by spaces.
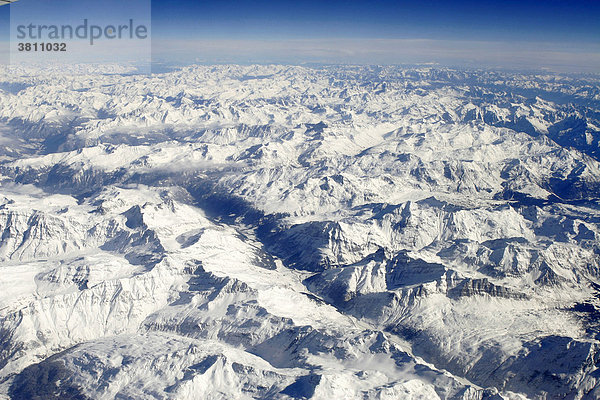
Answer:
xmin=152 ymin=38 xmax=600 ymax=72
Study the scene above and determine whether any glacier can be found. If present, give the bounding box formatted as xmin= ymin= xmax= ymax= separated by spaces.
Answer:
xmin=0 ymin=64 xmax=599 ymax=399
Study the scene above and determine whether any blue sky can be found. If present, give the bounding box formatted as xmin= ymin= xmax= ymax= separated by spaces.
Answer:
xmin=0 ymin=7 xmax=8 ymax=35
xmin=150 ymin=0 xmax=600 ymax=71
xmin=1 ymin=0 xmax=599 ymax=71
xmin=151 ymin=0 xmax=599 ymax=44
xmin=0 ymin=6 xmax=7 ymax=64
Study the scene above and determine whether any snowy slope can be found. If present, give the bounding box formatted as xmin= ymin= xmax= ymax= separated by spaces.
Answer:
xmin=0 ymin=64 xmax=599 ymax=399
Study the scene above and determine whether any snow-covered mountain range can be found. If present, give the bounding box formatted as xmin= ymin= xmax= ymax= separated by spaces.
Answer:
xmin=0 ymin=64 xmax=599 ymax=399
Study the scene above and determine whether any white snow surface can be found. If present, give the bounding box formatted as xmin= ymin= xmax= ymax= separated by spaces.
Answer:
xmin=0 ymin=64 xmax=599 ymax=399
